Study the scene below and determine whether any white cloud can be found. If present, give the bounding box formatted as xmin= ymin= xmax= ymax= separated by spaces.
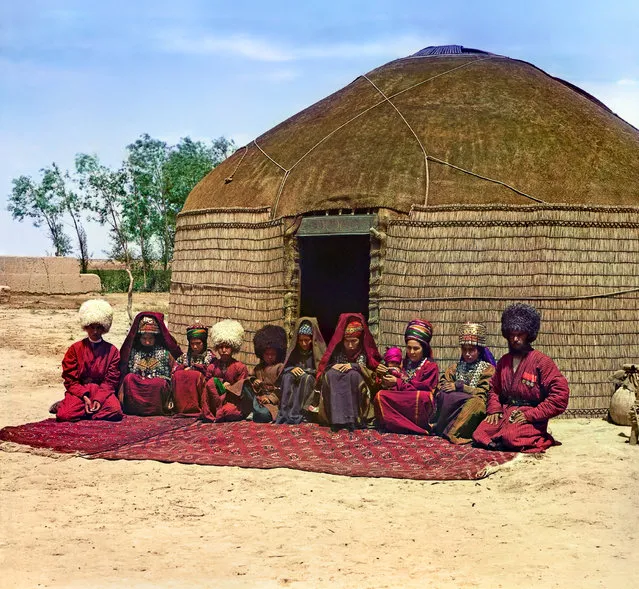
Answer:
xmin=156 ymin=31 xmax=435 ymax=63
xmin=158 ymin=32 xmax=294 ymax=61
xmin=235 ymin=68 xmax=301 ymax=83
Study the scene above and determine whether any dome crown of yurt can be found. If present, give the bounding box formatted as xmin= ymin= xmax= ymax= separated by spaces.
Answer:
xmin=184 ymin=44 xmax=639 ymax=217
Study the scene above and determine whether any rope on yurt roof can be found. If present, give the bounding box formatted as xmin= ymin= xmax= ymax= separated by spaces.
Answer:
xmin=267 ymin=57 xmax=497 ymax=218
xmin=362 ymin=74 xmax=431 ymax=206
xmin=387 ymin=56 xmax=497 ymax=100
xmin=253 ymin=139 xmax=287 ymax=172
xmin=223 ymin=145 xmax=249 ymax=183
xmin=252 ymin=139 xmax=291 ymax=220
xmin=426 ymin=156 xmax=545 ymax=204
xmin=258 ymin=54 xmax=547 ymax=217
xmin=271 ymin=170 xmax=290 ymax=221
xmin=364 ymin=64 xmax=545 ymax=205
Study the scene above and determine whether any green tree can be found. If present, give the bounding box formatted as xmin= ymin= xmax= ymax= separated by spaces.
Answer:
xmin=162 ymin=136 xmax=235 ymax=265
xmin=50 ymin=163 xmax=90 ymax=272
xmin=126 ymin=134 xmax=236 ymax=270
xmin=75 ymin=153 xmax=137 ymax=320
xmin=75 ymin=153 xmax=133 ymax=267
xmin=9 ymin=133 xmax=235 ymax=272
xmin=8 ymin=168 xmax=72 ymax=256
xmin=126 ymin=134 xmax=167 ymax=283
xmin=164 ymin=136 xmax=235 ymax=210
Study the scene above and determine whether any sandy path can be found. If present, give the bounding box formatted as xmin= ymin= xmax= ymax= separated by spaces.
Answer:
xmin=0 ymin=294 xmax=637 ymax=588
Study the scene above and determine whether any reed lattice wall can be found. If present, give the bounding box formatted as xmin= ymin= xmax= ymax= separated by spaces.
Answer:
xmin=377 ymin=204 xmax=639 ymax=417
xmin=169 ymin=207 xmax=289 ymax=364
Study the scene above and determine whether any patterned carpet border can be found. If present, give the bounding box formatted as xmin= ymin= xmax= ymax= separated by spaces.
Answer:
xmin=92 ymin=421 xmax=518 ymax=480
xmin=0 ymin=416 xmax=196 ymax=455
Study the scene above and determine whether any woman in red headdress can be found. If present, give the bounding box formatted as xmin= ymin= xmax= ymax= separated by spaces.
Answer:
xmin=118 ymin=312 xmax=182 ymax=416
xmin=316 ymin=313 xmax=381 ymax=430
xmin=374 ymin=319 xmax=439 ymax=435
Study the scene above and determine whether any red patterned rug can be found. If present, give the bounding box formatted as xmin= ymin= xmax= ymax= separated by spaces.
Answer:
xmin=0 ymin=418 xmax=519 ymax=479
xmin=0 ymin=416 xmax=195 ymax=455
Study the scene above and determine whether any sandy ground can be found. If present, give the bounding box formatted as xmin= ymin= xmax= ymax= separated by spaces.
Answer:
xmin=0 ymin=293 xmax=637 ymax=589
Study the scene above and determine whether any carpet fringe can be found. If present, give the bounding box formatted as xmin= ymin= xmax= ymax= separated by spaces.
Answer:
xmin=478 ymin=453 xmax=527 ymax=478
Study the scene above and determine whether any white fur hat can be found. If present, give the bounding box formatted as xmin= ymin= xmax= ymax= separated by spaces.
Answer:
xmin=210 ymin=319 xmax=244 ymax=353
xmin=78 ymin=299 xmax=114 ymax=333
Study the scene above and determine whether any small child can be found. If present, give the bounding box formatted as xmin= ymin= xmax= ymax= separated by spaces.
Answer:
xmin=383 ymin=347 xmax=405 ymax=379
xmin=248 ymin=325 xmax=287 ymax=422
xmin=201 ymin=319 xmax=250 ymax=422
xmin=222 ymin=324 xmax=287 ymax=423
xmin=375 ymin=346 xmax=405 ymax=387
xmin=171 ymin=321 xmax=214 ymax=415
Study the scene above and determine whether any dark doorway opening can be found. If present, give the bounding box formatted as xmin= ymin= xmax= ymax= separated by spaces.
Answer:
xmin=298 ymin=235 xmax=370 ymax=343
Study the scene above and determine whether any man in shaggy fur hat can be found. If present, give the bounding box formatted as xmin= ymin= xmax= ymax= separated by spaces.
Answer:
xmin=54 ymin=299 xmax=123 ymax=421
xmin=472 ymin=303 xmax=570 ymax=453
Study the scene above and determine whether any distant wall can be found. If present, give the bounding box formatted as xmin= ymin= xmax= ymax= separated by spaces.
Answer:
xmin=0 ymin=257 xmax=101 ymax=294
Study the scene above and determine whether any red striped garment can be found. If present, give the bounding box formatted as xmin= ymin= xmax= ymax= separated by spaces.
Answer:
xmin=472 ymin=349 xmax=569 ymax=453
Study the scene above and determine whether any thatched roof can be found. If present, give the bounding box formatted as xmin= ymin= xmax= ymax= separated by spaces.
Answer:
xmin=184 ymin=44 xmax=639 ymax=216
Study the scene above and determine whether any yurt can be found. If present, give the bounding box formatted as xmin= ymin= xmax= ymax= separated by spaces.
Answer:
xmin=169 ymin=45 xmax=639 ymax=417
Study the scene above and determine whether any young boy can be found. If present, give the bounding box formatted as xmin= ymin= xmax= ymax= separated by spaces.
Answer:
xmin=55 ymin=299 xmax=123 ymax=422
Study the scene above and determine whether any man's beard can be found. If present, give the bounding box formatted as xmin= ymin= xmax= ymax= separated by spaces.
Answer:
xmin=508 ymin=343 xmax=530 ymax=356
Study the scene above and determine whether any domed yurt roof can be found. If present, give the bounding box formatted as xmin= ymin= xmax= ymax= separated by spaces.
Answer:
xmin=184 ymin=45 xmax=639 ymax=217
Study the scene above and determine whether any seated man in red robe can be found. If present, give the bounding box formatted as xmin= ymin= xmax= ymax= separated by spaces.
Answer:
xmin=473 ymin=303 xmax=570 ymax=453
xmin=56 ymin=299 xmax=123 ymax=422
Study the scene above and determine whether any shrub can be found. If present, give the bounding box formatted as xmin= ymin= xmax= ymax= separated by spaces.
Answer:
xmin=87 ymin=269 xmax=171 ymax=293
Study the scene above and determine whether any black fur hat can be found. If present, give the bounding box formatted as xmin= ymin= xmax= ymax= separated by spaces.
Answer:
xmin=501 ymin=303 xmax=541 ymax=342
xmin=253 ymin=324 xmax=288 ymax=362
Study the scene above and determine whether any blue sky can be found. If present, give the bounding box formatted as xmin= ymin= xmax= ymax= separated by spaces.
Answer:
xmin=1 ymin=0 xmax=638 ymax=257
